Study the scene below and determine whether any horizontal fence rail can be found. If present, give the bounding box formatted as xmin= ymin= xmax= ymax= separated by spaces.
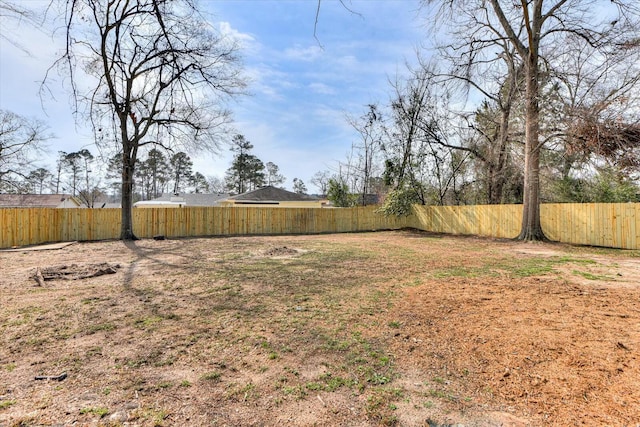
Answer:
xmin=1 ymin=203 xmax=639 ymax=250
xmin=0 ymin=206 xmax=413 ymax=249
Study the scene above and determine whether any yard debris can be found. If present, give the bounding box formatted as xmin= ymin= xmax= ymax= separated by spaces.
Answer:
xmin=35 ymin=372 xmax=67 ymax=381
xmin=31 ymin=263 xmax=121 ymax=282
xmin=616 ymin=341 xmax=631 ymax=351
xmin=1 ymin=241 xmax=76 ymax=253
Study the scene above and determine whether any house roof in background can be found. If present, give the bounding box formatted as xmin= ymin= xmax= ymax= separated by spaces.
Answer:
xmin=227 ymin=186 xmax=319 ymax=202
xmin=0 ymin=194 xmax=76 ymax=208
xmin=151 ymin=193 xmax=232 ymax=206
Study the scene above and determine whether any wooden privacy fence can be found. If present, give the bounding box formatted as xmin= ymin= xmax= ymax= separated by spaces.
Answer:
xmin=412 ymin=202 xmax=640 ymax=250
xmin=412 ymin=204 xmax=522 ymax=239
xmin=1 ymin=203 xmax=639 ymax=250
xmin=0 ymin=206 xmax=413 ymax=249
xmin=541 ymin=203 xmax=639 ymax=249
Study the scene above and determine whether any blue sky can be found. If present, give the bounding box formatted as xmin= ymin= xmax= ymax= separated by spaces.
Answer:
xmin=0 ymin=0 xmax=425 ymax=193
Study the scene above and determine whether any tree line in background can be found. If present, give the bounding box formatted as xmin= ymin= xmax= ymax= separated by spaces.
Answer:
xmin=1 ymin=108 xmax=308 ymax=206
xmin=3 ymin=0 xmax=640 ymax=241
xmin=312 ymin=0 xmax=640 ymax=236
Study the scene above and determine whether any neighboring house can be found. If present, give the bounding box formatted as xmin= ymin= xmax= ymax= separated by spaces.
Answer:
xmin=134 ymin=193 xmax=231 ymax=208
xmin=0 ymin=194 xmax=82 ymax=208
xmin=219 ymin=186 xmax=327 ymax=208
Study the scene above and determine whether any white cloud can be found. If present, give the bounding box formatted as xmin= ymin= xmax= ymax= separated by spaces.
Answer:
xmin=218 ymin=21 xmax=255 ymax=46
xmin=283 ymin=44 xmax=323 ymax=62
xmin=308 ymin=82 xmax=336 ymax=95
xmin=2 ymin=0 xmax=428 ymax=189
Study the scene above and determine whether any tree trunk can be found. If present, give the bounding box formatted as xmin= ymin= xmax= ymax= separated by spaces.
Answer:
xmin=120 ymin=151 xmax=138 ymax=241
xmin=517 ymin=60 xmax=546 ymax=241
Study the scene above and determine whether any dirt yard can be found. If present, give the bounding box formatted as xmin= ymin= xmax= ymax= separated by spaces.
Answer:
xmin=1 ymin=230 xmax=639 ymax=426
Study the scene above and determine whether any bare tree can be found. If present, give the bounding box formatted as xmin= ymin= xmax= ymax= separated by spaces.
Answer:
xmin=265 ymin=162 xmax=286 ymax=187
xmin=310 ymin=170 xmax=331 ymax=196
xmin=50 ymin=0 xmax=246 ymax=239
xmin=548 ymin=32 xmax=640 ymax=175
xmin=381 ymin=65 xmax=449 ymax=205
xmin=77 ymin=185 xmax=107 ymax=208
xmin=0 ymin=1 xmax=40 ymax=52
xmin=347 ymin=104 xmax=384 ymax=205
xmin=207 ymin=175 xmax=226 ymax=193
xmin=0 ymin=110 xmax=49 ymax=192
xmin=425 ymin=0 xmax=640 ymax=240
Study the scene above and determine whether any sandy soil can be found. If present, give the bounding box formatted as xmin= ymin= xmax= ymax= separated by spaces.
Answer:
xmin=0 ymin=230 xmax=639 ymax=426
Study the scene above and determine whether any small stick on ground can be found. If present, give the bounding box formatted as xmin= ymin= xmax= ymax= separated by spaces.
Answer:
xmin=34 ymin=267 xmax=45 ymax=287
xmin=34 ymin=372 xmax=67 ymax=381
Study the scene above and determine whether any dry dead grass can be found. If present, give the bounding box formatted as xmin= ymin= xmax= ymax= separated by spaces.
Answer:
xmin=1 ymin=230 xmax=639 ymax=426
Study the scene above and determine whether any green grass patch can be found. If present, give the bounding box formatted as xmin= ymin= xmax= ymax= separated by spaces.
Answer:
xmin=80 ymin=407 xmax=109 ymax=417
xmin=572 ymin=270 xmax=613 ymax=280
xmin=134 ymin=316 xmax=163 ymax=330
xmin=512 ymin=263 xmax=555 ymax=277
xmin=365 ymin=387 xmax=404 ymax=426
xmin=132 ymin=407 xmax=168 ymax=426
xmin=0 ymin=400 xmax=16 ymax=410
xmin=430 ymin=253 xmax=605 ymax=280
xmin=201 ymin=371 xmax=221 ymax=382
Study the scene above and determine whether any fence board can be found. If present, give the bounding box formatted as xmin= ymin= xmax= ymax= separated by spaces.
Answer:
xmin=0 ymin=206 xmax=413 ymax=249
xmin=412 ymin=205 xmax=523 ymax=239
xmin=412 ymin=203 xmax=640 ymax=249
xmin=2 ymin=203 xmax=640 ymax=250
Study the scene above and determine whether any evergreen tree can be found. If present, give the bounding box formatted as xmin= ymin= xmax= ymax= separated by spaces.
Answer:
xmin=105 ymin=153 xmax=123 ymax=199
xmin=327 ymin=178 xmax=356 ymax=207
xmin=224 ymin=135 xmax=265 ymax=193
xmin=190 ymin=172 xmax=210 ymax=193
xmin=292 ymin=178 xmax=307 ymax=194
xmin=27 ymin=168 xmax=52 ymax=194
xmin=170 ymin=152 xmax=194 ymax=194
xmin=145 ymin=149 xmax=170 ymax=198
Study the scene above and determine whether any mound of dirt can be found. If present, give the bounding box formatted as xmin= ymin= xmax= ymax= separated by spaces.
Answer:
xmin=262 ymin=246 xmax=299 ymax=257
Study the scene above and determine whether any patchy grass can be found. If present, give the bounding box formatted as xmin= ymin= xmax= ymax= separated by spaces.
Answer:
xmin=79 ymin=406 xmax=109 ymax=417
xmin=0 ymin=400 xmax=16 ymax=410
xmin=572 ymin=269 xmax=614 ymax=280
xmin=1 ymin=231 xmax=639 ymax=426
